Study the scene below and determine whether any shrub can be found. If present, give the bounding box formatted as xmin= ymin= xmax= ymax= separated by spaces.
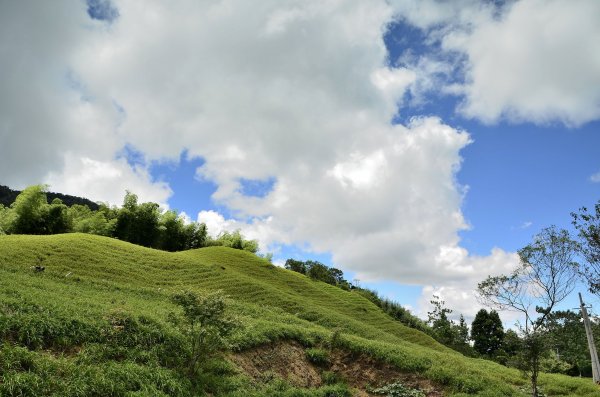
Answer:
xmin=170 ymin=290 xmax=240 ymax=386
xmin=320 ymin=370 xmax=340 ymax=385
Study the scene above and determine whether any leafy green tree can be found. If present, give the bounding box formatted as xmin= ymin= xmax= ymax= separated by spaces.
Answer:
xmin=457 ymin=314 xmax=470 ymax=345
xmin=135 ymin=201 xmax=161 ymax=247
xmin=471 ymin=309 xmax=504 ymax=357
xmin=213 ymin=230 xmax=259 ymax=253
xmin=495 ymin=329 xmax=523 ymax=366
xmin=222 ymin=230 xmax=243 ymax=249
xmin=427 ymin=295 xmax=456 ymax=346
xmin=158 ymin=210 xmax=186 ymax=252
xmin=114 ymin=191 xmax=160 ymax=247
xmin=306 ymin=261 xmax=336 ymax=284
xmin=328 ymin=267 xmax=346 ymax=285
xmin=114 ymin=191 xmax=137 ymax=242
xmin=170 ymin=290 xmax=239 ymax=386
xmin=0 ymin=204 xmax=12 ymax=234
xmin=540 ymin=350 xmax=572 ymax=374
xmin=8 ymin=184 xmax=49 ymax=234
xmin=45 ymin=198 xmax=71 ymax=234
xmin=545 ymin=310 xmax=595 ymax=376
xmin=241 ymin=237 xmax=259 ymax=253
xmin=502 ymin=329 xmax=522 ymax=356
xmin=184 ymin=222 xmax=208 ymax=249
xmin=425 ymin=298 xmax=473 ymax=355
xmin=572 ymin=200 xmax=600 ymax=294
xmin=478 ymin=226 xmax=579 ymax=397
xmin=285 ymin=259 xmax=307 ymax=274
xmin=69 ymin=204 xmax=115 ymax=236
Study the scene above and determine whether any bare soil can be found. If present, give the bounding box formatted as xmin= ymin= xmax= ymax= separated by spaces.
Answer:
xmin=230 ymin=340 xmax=444 ymax=396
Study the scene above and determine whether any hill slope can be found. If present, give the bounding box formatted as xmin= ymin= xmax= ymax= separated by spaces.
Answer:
xmin=0 ymin=234 xmax=598 ymax=396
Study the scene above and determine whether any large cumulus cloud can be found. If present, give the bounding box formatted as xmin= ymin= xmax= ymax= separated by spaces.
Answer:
xmin=0 ymin=0 xmax=525 ymax=319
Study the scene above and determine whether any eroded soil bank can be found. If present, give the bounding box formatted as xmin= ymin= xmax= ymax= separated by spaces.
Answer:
xmin=230 ymin=340 xmax=444 ymax=396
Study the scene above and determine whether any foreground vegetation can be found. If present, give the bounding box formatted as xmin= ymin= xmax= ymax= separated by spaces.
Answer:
xmin=1 ymin=234 xmax=599 ymax=396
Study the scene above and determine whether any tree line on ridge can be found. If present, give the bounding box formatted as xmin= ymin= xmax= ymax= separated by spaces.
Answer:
xmin=0 ymin=184 xmax=258 ymax=253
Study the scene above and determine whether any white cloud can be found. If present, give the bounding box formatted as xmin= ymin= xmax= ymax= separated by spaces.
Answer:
xmin=416 ymin=248 xmax=520 ymax=323
xmin=328 ymin=150 xmax=387 ymax=190
xmin=196 ymin=210 xmax=279 ymax=255
xmin=45 ymin=154 xmax=171 ymax=206
xmin=394 ymin=0 xmax=600 ymax=126
xmin=197 ymin=210 xmax=237 ymax=238
xmin=517 ymin=221 xmax=533 ymax=230
xmin=590 ymin=171 xmax=600 ymax=183
xmin=0 ymin=0 xmax=520 ymax=315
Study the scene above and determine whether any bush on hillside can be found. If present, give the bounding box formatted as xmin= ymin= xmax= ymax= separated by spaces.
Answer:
xmin=169 ymin=290 xmax=240 ymax=388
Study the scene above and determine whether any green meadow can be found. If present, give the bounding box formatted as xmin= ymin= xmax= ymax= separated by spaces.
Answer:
xmin=1 ymin=233 xmax=598 ymax=396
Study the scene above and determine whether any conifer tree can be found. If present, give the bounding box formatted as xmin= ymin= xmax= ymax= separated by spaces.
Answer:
xmin=471 ymin=309 xmax=504 ymax=356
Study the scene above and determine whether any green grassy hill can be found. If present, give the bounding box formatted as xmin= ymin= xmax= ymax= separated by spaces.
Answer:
xmin=1 ymin=234 xmax=598 ymax=396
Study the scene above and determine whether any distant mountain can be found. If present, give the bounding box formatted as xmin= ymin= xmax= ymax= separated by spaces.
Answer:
xmin=0 ymin=185 xmax=100 ymax=210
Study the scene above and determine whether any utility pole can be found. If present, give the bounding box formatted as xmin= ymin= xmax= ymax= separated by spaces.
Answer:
xmin=579 ymin=292 xmax=600 ymax=384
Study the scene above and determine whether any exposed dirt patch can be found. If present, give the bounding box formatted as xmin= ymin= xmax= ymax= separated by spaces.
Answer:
xmin=330 ymin=349 xmax=443 ymax=397
xmin=230 ymin=341 xmax=322 ymax=388
xmin=230 ymin=341 xmax=444 ymax=396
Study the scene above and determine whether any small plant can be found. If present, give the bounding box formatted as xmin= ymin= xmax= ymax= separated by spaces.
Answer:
xmin=321 ymin=370 xmax=340 ymax=385
xmin=369 ymin=381 xmax=425 ymax=397
xmin=306 ymin=348 xmax=330 ymax=366
xmin=170 ymin=290 xmax=239 ymax=384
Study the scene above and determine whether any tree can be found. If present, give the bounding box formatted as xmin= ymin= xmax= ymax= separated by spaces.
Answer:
xmin=456 ymin=314 xmax=470 ymax=346
xmin=170 ymin=290 xmax=239 ymax=390
xmin=158 ymin=210 xmax=187 ymax=252
xmin=425 ymin=298 xmax=473 ymax=355
xmin=545 ymin=310 xmax=595 ymax=376
xmin=9 ymin=184 xmax=49 ymax=234
xmin=502 ymin=329 xmax=522 ymax=355
xmin=241 ymin=237 xmax=259 ymax=253
xmin=212 ymin=230 xmax=259 ymax=253
xmin=134 ymin=201 xmax=161 ymax=247
xmin=572 ymin=201 xmax=600 ymax=294
xmin=427 ymin=295 xmax=456 ymax=347
xmin=285 ymin=259 xmax=307 ymax=274
xmin=45 ymin=198 xmax=71 ymax=234
xmin=478 ymin=226 xmax=579 ymax=397
xmin=69 ymin=204 xmax=116 ymax=236
xmin=184 ymin=222 xmax=207 ymax=250
xmin=114 ymin=191 xmax=138 ymax=242
xmin=114 ymin=191 xmax=160 ymax=247
xmin=0 ymin=204 xmax=13 ymax=234
xmin=471 ymin=309 xmax=504 ymax=357
xmin=328 ymin=267 xmax=346 ymax=285
xmin=306 ymin=261 xmax=336 ymax=284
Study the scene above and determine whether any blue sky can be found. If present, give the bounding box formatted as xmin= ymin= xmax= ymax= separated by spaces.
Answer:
xmin=1 ymin=0 xmax=599 ymax=321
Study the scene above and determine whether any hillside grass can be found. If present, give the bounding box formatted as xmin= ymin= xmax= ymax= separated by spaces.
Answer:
xmin=0 ymin=233 xmax=599 ymax=396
